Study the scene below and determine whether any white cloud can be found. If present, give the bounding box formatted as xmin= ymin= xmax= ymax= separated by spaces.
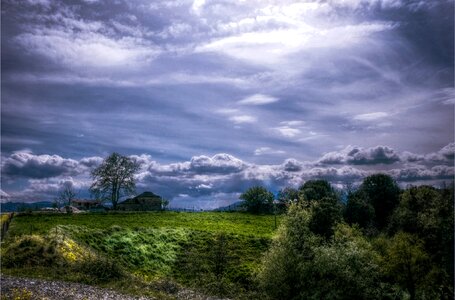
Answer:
xmin=319 ymin=145 xmax=400 ymax=165
xmin=216 ymin=108 xmax=239 ymax=115
xmin=15 ymin=5 xmax=159 ymax=71
xmin=229 ymin=115 xmax=257 ymax=124
xmin=191 ymin=0 xmax=206 ymax=14
xmin=254 ymin=147 xmax=285 ymax=156
xmin=274 ymin=126 xmax=301 ymax=138
xmin=0 ymin=189 xmax=11 ymax=202
xmin=17 ymin=32 xmax=159 ymax=69
xmin=280 ymin=120 xmax=305 ymax=126
xmin=196 ymin=18 xmax=393 ymax=67
xmin=353 ymin=112 xmax=389 ymax=121
xmin=237 ymin=94 xmax=279 ymax=105
xmin=2 ymin=146 xmax=453 ymax=205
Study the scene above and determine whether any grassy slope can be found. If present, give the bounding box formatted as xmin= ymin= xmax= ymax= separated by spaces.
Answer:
xmin=1 ymin=212 xmax=281 ymax=299
xmin=6 ymin=212 xmax=278 ymax=238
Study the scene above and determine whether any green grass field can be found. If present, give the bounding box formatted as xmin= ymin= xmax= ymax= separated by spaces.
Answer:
xmin=1 ymin=212 xmax=281 ymax=299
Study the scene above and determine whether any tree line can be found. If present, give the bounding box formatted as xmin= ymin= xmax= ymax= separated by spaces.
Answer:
xmin=240 ymin=175 xmax=454 ymax=299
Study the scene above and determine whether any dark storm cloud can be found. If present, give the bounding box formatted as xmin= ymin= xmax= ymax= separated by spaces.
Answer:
xmin=1 ymin=151 xmax=80 ymax=179
xmin=319 ymin=145 xmax=401 ymax=165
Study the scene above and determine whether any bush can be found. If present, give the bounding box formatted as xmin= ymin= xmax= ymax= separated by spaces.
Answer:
xmin=75 ymin=255 xmax=125 ymax=283
xmin=258 ymin=204 xmax=392 ymax=300
xmin=1 ymin=235 xmax=61 ymax=268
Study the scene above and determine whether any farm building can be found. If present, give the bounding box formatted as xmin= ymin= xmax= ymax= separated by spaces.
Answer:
xmin=117 ymin=192 xmax=163 ymax=211
xmin=70 ymin=199 xmax=102 ymax=210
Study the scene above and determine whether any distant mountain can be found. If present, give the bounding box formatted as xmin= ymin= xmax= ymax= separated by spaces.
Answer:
xmin=1 ymin=201 xmax=54 ymax=212
xmin=214 ymin=201 xmax=245 ymax=212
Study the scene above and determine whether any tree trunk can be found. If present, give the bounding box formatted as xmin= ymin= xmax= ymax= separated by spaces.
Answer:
xmin=112 ymin=184 xmax=117 ymax=210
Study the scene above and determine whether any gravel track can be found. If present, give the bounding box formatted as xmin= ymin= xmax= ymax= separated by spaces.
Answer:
xmin=0 ymin=275 xmax=228 ymax=300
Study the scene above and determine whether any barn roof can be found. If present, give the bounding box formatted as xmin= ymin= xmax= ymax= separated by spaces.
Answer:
xmin=135 ymin=192 xmax=161 ymax=199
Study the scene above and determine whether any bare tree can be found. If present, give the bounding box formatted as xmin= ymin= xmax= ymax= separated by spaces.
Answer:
xmin=90 ymin=153 xmax=141 ymax=210
xmin=57 ymin=181 xmax=77 ymax=207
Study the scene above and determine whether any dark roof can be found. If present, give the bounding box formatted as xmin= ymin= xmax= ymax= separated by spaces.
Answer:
xmin=135 ymin=192 xmax=161 ymax=199
xmin=71 ymin=199 xmax=100 ymax=204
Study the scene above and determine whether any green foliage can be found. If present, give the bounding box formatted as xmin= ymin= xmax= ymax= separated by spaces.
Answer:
xmin=358 ymin=174 xmax=400 ymax=229
xmin=259 ymin=204 xmax=395 ymax=300
xmin=173 ymin=230 xmax=270 ymax=298
xmin=309 ymin=197 xmax=343 ymax=239
xmin=75 ymin=255 xmax=126 ymax=284
xmin=381 ymin=232 xmax=432 ymax=300
xmin=388 ymin=185 xmax=454 ymax=296
xmin=1 ymin=235 xmax=61 ymax=268
xmin=6 ymin=212 xmax=280 ymax=238
xmin=240 ymin=186 xmax=274 ymax=213
xmin=276 ymin=187 xmax=299 ymax=212
xmin=258 ymin=203 xmax=318 ymax=300
xmin=299 ymin=224 xmax=392 ymax=300
xmin=344 ymin=191 xmax=375 ymax=229
xmin=2 ymin=212 xmax=280 ymax=299
xmin=1 ymin=229 xmax=127 ymax=284
xmin=299 ymin=179 xmax=337 ymax=202
xmin=67 ymin=225 xmax=189 ymax=276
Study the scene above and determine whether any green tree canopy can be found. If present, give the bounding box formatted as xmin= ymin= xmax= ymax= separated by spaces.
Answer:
xmin=309 ymin=196 xmax=343 ymax=239
xmin=358 ymin=174 xmax=400 ymax=229
xmin=239 ymin=186 xmax=274 ymax=213
xmin=382 ymin=232 xmax=431 ymax=300
xmin=344 ymin=191 xmax=375 ymax=229
xmin=298 ymin=179 xmax=337 ymax=202
xmin=276 ymin=187 xmax=299 ymax=212
xmin=389 ymin=185 xmax=454 ymax=283
xmin=258 ymin=204 xmax=390 ymax=300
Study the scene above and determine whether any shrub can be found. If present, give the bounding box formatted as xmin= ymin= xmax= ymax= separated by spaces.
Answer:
xmin=258 ymin=204 xmax=392 ymax=300
xmin=1 ymin=235 xmax=61 ymax=268
xmin=75 ymin=255 xmax=125 ymax=283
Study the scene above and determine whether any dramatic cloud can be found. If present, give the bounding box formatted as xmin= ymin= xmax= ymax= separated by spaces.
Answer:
xmin=1 ymin=151 xmax=80 ymax=179
xmin=1 ymin=1 xmax=453 ymax=207
xmin=2 ymin=144 xmax=452 ymax=208
xmin=319 ymin=145 xmax=401 ymax=165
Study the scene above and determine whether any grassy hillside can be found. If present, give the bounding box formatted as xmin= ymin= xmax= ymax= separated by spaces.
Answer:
xmin=1 ymin=212 xmax=281 ymax=299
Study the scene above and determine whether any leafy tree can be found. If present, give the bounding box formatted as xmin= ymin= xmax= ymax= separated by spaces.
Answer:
xmin=382 ymin=232 xmax=431 ymax=300
xmin=276 ymin=187 xmax=299 ymax=212
xmin=56 ymin=181 xmax=77 ymax=207
xmin=258 ymin=203 xmax=317 ymax=299
xmin=90 ymin=153 xmax=141 ymax=210
xmin=309 ymin=196 xmax=343 ymax=239
xmin=358 ymin=174 xmax=400 ymax=229
xmin=258 ymin=203 xmax=390 ymax=300
xmin=389 ymin=185 xmax=454 ymax=285
xmin=299 ymin=179 xmax=336 ymax=202
xmin=240 ymin=186 xmax=274 ymax=213
xmin=344 ymin=191 xmax=375 ymax=229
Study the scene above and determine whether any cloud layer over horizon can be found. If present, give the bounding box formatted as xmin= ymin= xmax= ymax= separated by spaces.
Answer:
xmin=1 ymin=0 xmax=453 ymax=208
xmin=1 ymin=143 xmax=453 ymax=208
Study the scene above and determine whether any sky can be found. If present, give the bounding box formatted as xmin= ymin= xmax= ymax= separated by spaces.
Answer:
xmin=1 ymin=0 xmax=454 ymax=209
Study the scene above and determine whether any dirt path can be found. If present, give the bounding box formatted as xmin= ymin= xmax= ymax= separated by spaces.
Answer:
xmin=1 ymin=275 xmax=153 ymax=300
xmin=0 ymin=275 xmax=229 ymax=300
